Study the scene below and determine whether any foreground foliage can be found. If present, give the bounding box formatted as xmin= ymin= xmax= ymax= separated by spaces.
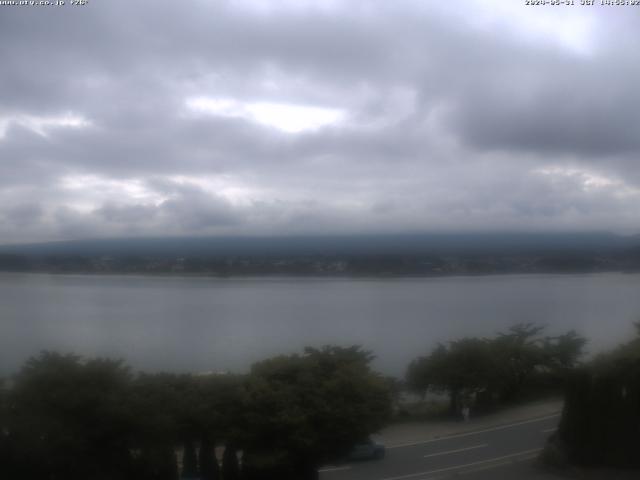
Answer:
xmin=547 ymin=323 xmax=640 ymax=468
xmin=0 ymin=346 xmax=391 ymax=480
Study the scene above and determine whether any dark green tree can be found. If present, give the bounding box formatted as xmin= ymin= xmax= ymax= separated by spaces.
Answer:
xmin=542 ymin=330 xmax=588 ymax=372
xmin=193 ymin=373 xmax=245 ymax=450
xmin=492 ymin=323 xmax=547 ymax=401
xmin=493 ymin=323 xmax=586 ymax=401
xmin=407 ymin=324 xmax=587 ymax=412
xmin=241 ymin=346 xmax=392 ymax=480
xmin=5 ymin=352 xmax=134 ymax=480
xmin=549 ymin=325 xmax=640 ymax=468
xmin=129 ymin=373 xmax=201 ymax=480
xmin=182 ymin=439 xmax=198 ymax=478
xmin=0 ymin=377 xmax=9 ymax=472
xmin=198 ymin=436 xmax=220 ymax=480
xmin=133 ymin=447 xmax=179 ymax=480
xmin=407 ymin=338 xmax=497 ymax=415
xmin=406 ymin=344 xmax=447 ymax=398
xmin=222 ymin=444 xmax=240 ymax=480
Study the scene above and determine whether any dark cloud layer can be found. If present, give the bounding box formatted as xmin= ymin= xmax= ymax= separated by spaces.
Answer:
xmin=1 ymin=0 xmax=639 ymax=243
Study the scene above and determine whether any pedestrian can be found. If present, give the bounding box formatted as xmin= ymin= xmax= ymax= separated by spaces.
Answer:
xmin=461 ymin=404 xmax=470 ymax=422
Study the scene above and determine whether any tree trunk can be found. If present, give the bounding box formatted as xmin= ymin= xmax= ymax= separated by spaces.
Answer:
xmin=182 ymin=439 xmax=198 ymax=479
xmin=294 ymin=458 xmax=318 ymax=480
xmin=449 ymin=389 xmax=460 ymax=417
xmin=199 ymin=436 xmax=220 ymax=480
xmin=222 ymin=444 xmax=240 ymax=480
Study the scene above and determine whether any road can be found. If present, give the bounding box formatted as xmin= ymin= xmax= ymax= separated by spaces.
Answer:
xmin=319 ymin=414 xmax=559 ymax=480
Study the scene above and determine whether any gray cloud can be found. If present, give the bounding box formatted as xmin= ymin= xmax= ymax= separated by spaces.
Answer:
xmin=96 ymin=203 xmax=158 ymax=224
xmin=2 ymin=203 xmax=44 ymax=226
xmin=1 ymin=0 xmax=639 ymax=243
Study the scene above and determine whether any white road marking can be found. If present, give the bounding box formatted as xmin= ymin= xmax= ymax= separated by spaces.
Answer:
xmin=458 ymin=459 xmax=514 ymax=475
xmin=386 ymin=413 xmax=560 ymax=449
xmin=378 ymin=448 xmax=542 ymax=480
xmin=318 ymin=465 xmax=352 ymax=473
xmin=423 ymin=443 xmax=488 ymax=459
xmin=541 ymin=427 xmax=556 ymax=433
xmin=459 ymin=451 xmax=541 ymax=475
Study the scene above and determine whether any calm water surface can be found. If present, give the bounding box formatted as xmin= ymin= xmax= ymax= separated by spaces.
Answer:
xmin=1 ymin=272 xmax=639 ymax=376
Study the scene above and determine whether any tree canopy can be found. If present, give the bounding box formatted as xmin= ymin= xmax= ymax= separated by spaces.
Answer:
xmin=0 ymin=347 xmax=392 ymax=480
xmin=5 ymin=352 xmax=135 ymax=480
xmin=241 ymin=346 xmax=392 ymax=479
xmin=407 ymin=324 xmax=587 ymax=413
xmin=549 ymin=324 xmax=640 ymax=468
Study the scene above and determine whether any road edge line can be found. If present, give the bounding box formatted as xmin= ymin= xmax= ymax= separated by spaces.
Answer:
xmin=378 ymin=448 xmax=543 ymax=480
xmin=386 ymin=412 xmax=560 ymax=449
xmin=423 ymin=443 xmax=488 ymax=459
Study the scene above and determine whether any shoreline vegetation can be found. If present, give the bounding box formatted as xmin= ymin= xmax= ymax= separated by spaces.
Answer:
xmin=2 ymin=233 xmax=640 ymax=277
xmin=2 ymin=252 xmax=640 ymax=278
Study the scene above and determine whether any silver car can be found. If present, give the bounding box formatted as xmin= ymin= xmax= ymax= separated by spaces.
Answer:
xmin=348 ymin=438 xmax=386 ymax=461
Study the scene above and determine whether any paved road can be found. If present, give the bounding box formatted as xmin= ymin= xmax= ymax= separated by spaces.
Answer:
xmin=319 ymin=414 xmax=559 ymax=480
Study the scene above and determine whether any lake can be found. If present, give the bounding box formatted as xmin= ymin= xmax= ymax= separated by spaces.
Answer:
xmin=1 ymin=272 xmax=639 ymax=377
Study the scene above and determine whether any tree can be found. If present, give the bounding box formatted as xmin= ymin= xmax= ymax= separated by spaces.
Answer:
xmin=0 ymin=377 xmax=9 ymax=473
xmin=5 ymin=352 xmax=135 ymax=480
xmin=407 ymin=324 xmax=588 ymax=412
xmin=193 ymin=373 xmax=245 ymax=448
xmin=542 ymin=330 xmax=588 ymax=372
xmin=182 ymin=439 xmax=199 ymax=478
xmin=129 ymin=371 xmax=244 ymax=480
xmin=548 ymin=325 xmax=640 ymax=468
xmin=133 ymin=447 xmax=179 ymax=480
xmin=492 ymin=323 xmax=547 ymax=401
xmin=406 ymin=339 xmax=497 ymax=415
xmin=199 ymin=436 xmax=220 ymax=480
xmin=241 ymin=346 xmax=392 ymax=480
xmin=221 ymin=444 xmax=240 ymax=480
xmin=191 ymin=373 xmax=243 ymax=479
xmin=406 ymin=344 xmax=447 ymax=398
xmin=128 ymin=373 xmax=194 ymax=480
xmin=493 ymin=323 xmax=586 ymax=400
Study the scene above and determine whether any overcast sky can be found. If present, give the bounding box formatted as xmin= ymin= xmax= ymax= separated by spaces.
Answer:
xmin=1 ymin=0 xmax=639 ymax=244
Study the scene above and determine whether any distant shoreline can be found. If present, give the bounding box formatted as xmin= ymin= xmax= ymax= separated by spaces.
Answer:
xmin=2 ymin=267 xmax=639 ymax=280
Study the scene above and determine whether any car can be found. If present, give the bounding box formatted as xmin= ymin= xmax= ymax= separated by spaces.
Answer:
xmin=347 ymin=438 xmax=386 ymax=461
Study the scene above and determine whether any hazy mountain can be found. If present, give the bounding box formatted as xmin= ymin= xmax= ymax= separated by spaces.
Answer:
xmin=0 ymin=232 xmax=635 ymax=258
